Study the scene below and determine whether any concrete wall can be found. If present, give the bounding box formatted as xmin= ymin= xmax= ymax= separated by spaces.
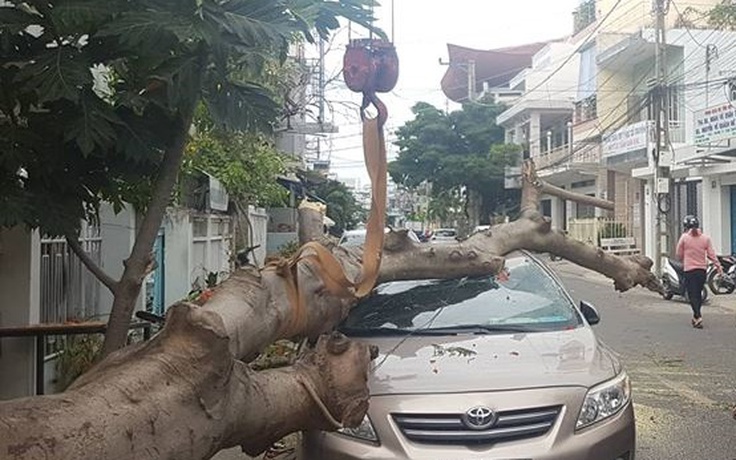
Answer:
xmin=98 ymin=204 xmax=140 ymax=318
xmin=0 ymin=227 xmax=40 ymax=400
xmin=703 ymin=175 xmax=734 ymax=255
xmin=163 ymin=208 xmax=193 ymax=307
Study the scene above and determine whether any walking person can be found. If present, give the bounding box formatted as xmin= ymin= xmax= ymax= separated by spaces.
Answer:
xmin=676 ymin=215 xmax=722 ymax=328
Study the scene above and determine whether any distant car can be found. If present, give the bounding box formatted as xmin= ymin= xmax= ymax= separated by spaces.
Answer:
xmin=431 ymin=228 xmax=458 ymax=243
xmin=300 ymin=250 xmax=635 ymax=460
xmin=339 ymin=228 xmax=421 ymax=247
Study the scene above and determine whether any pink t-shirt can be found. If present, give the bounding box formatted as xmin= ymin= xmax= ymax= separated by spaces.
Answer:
xmin=676 ymin=231 xmax=719 ymax=272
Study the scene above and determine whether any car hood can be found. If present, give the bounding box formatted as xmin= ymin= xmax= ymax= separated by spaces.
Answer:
xmin=362 ymin=327 xmax=619 ymax=396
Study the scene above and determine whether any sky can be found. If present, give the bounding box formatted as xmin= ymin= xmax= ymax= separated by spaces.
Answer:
xmin=319 ymin=0 xmax=582 ymax=185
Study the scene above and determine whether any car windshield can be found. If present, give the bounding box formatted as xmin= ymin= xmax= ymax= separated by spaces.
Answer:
xmin=341 ymin=254 xmax=582 ymax=336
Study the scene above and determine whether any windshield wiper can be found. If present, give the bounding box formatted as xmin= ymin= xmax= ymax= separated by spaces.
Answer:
xmin=339 ymin=327 xmax=453 ymax=337
xmin=423 ymin=324 xmax=540 ymax=334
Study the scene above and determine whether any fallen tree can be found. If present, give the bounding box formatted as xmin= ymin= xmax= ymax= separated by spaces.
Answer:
xmin=0 ymin=152 xmax=661 ymax=459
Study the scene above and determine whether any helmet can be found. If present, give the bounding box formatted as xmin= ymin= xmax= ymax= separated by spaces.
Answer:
xmin=683 ymin=215 xmax=700 ymax=230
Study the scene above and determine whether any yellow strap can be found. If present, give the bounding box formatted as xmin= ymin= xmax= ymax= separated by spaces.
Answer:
xmin=267 ymin=118 xmax=386 ymax=337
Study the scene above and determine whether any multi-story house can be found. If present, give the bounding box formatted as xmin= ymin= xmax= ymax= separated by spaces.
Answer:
xmin=497 ymin=0 xmax=726 ymax=256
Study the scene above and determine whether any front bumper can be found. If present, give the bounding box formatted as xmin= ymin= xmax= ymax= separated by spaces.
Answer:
xmin=299 ymin=387 xmax=635 ymax=460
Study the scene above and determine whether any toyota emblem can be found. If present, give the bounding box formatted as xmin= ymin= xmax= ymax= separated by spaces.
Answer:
xmin=462 ymin=406 xmax=496 ymax=430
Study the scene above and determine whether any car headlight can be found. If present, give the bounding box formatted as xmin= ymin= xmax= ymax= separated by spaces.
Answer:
xmin=576 ymin=372 xmax=631 ymax=430
xmin=336 ymin=415 xmax=379 ymax=443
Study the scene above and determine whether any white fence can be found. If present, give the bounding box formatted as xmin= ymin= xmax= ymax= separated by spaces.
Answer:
xmin=567 ymin=217 xmax=637 ymax=249
xmin=247 ymin=206 xmax=268 ymax=267
xmin=190 ymin=215 xmax=233 ymax=290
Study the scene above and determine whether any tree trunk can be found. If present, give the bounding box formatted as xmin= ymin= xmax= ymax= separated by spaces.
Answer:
xmin=0 ymin=157 xmax=661 ymax=460
xmin=101 ymin=90 xmax=201 ymax=357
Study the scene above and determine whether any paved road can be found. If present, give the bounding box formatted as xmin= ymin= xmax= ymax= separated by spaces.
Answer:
xmin=551 ymin=260 xmax=736 ymax=460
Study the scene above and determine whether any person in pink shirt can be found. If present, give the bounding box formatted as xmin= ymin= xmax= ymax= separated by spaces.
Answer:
xmin=676 ymin=215 xmax=722 ymax=328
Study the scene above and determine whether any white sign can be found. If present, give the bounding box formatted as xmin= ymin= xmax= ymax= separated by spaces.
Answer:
xmin=504 ymin=166 xmax=522 ymax=189
xmin=694 ymin=103 xmax=736 ymax=145
xmin=602 ymin=120 xmax=650 ymax=158
xmin=208 ymin=174 xmax=229 ymax=211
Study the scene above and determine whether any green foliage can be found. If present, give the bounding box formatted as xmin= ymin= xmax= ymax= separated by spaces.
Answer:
xmin=312 ymin=179 xmax=365 ymax=233
xmin=278 ymin=239 xmax=300 ymax=258
xmin=389 ymin=98 xmax=521 ymax=222
xmin=708 ymin=1 xmax=736 ymax=30
xmin=55 ymin=334 xmax=103 ymax=391
xmin=0 ymin=0 xmax=380 ymax=236
xmin=183 ymin=106 xmax=289 ymax=207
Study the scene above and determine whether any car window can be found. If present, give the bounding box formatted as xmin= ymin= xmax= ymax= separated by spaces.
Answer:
xmin=341 ymin=254 xmax=582 ymax=334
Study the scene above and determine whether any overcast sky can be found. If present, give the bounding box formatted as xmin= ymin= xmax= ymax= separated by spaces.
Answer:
xmin=320 ymin=0 xmax=582 ymax=184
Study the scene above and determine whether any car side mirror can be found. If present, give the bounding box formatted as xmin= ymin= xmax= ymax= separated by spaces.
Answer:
xmin=580 ymin=301 xmax=601 ymax=326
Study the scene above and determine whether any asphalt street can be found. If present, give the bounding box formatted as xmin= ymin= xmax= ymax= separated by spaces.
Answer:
xmin=551 ymin=260 xmax=736 ymax=460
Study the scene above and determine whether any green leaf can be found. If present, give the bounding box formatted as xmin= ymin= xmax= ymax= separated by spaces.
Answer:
xmin=49 ymin=0 xmax=118 ymax=35
xmin=64 ymin=92 xmax=122 ymax=156
xmin=95 ymin=10 xmax=207 ymax=49
xmin=202 ymin=77 xmax=278 ymax=132
xmin=0 ymin=5 xmax=42 ymax=34
xmin=13 ymin=47 xmax=92 ymax=104
xmin=203 ymin=0 xmax=298 ymax=49
xmin=148 ymin=53 xmax=203 ymax=113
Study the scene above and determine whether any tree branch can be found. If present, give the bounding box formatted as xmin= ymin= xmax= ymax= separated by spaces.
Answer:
xmin=65 ymin=233 xmax=119 ymax=294
xmin=538 ymin=181 xmax=615 ymax=211
xmin=523 ymin=159 xmax=615 ymax=211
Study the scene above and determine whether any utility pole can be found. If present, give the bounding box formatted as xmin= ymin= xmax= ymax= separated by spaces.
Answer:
xmin=652 ymin=0 xmax=671 ymax=276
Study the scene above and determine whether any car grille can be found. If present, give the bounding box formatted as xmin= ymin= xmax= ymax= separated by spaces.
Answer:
xmin=392 ymin=406 xmax=561 ymax=445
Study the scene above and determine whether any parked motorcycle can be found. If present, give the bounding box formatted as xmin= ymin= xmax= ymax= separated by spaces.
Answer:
xmin=661 ymin=257 xmax=709 ymax=303
xmin=706 ymin=254 xmax=736 ymax=295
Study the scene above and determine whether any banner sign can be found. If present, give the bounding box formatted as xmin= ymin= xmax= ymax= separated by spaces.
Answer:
xmin=694 ymin=103 xmax=736 ymax=145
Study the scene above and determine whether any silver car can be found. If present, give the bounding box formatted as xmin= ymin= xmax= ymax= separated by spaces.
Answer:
xmin=300 ymin=251 xmax=635 ymax=460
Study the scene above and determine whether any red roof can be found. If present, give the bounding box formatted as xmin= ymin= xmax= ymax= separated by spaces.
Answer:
xmin=441 ymin=42 xmax=551 ymax=102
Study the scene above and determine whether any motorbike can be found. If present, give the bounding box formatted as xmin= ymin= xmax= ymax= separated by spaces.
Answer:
xmin=661 ymin=257 xmax=709 ymax=303
xmin=706 ymin=254 xmax=736 ymax=295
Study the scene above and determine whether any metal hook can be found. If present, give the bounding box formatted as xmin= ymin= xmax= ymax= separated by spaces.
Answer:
xmin=360 ymin=91 xmax=388 ymax=129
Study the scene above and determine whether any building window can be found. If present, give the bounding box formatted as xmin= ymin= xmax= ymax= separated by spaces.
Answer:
xmin=668 ymin=85 xmax=681 ymax=122
xmin=575 ymin=95 xmax=597 ymax=123
xmin=577 ymin=44 xmax=597 ymax=106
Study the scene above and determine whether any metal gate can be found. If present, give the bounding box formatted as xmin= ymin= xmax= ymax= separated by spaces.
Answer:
xmin=40 ymin=223 xmax=102 ymax=354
